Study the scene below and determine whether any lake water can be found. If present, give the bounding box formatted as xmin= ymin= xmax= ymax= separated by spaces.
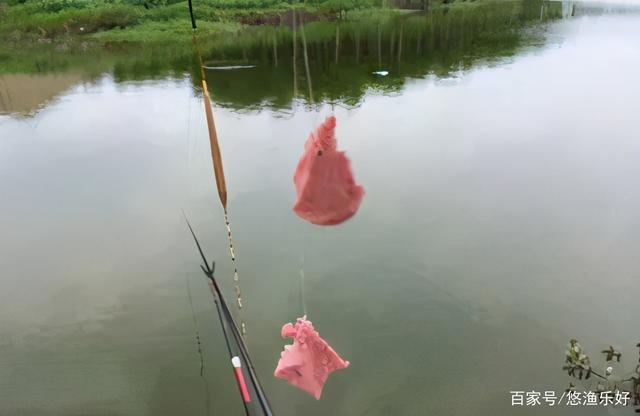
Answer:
xmin=2 ymin=1 xmax=640 ymax=415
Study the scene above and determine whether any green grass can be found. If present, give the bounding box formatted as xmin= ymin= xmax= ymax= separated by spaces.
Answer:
xmin=90 ymin=19 xmax=239 ymax=41
xmin=0 ymin=0 xmax=518 ymax=45
xmin=1 ymin=3 xmax=141 ymax=40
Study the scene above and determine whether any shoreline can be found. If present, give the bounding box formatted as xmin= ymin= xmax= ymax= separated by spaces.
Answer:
xmin=0 ymin=0 xmax=488 ymax=45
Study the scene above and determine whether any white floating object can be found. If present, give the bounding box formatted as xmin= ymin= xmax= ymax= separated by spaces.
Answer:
xmin=204 ymin=65 xmax=257 ymax=71
xmin=372 ymin=70 xmax=389 ymax=76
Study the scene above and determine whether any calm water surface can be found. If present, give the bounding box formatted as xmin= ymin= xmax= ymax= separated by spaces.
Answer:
xmin=2 ymin=2 xmax=640 ymax=415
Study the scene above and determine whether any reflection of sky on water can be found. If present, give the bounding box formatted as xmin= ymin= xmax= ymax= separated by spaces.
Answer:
xmin=1 ymin=11 xmax=640 ymax=416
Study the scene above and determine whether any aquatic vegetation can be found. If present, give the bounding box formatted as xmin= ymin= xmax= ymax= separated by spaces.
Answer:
xmin=563 ymin=339 xmax=640 ymax=411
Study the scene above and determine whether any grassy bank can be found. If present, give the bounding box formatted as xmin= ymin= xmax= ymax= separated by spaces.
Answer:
xmin=1 ymin=0 xmax=560 ymax=112
xmin=0 ymin=0 xmax=489 ymax=44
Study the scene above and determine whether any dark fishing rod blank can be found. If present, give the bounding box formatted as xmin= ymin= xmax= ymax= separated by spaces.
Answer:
xmin=184 ymin=215 xmax=273 ymax=416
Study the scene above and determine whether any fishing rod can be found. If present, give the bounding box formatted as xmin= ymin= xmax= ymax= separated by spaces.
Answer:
xmin=185 ymin=3 xmax=272 ymax=413
xmin=184 ymin=214 xmax=274 ymax=416
xmin=188 ymin=0 xmax=197 ymax=30
xmin=188 ymin=0 xmax=247 ymax=337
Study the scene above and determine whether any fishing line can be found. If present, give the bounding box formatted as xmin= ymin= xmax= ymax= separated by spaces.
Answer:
xmin=188 ymin=12 xmax=248 ymax=338
xmin=298 ymin=11 xmax=314 ymax=105
xmin=299 ymin=250 xmax=308 ymax=317
xmin=223 ymin=209 xmax=247 ymax=336
xmin=294 ymin=10 xmax=321 ymax=129
xmin=185 ymin=273 xmax=205 ymax=377
xmin=185 ymin=84 xmax=193 ymax=182
xmin=292 ymin=9 xmax=298 ymax=101
xmin=184 ymin=272 xmax=211 ymax=416
xmin=200 ymin=68 xmax=249 ymax=334
xmin=296 ymin=13 xmax=327 ymax=316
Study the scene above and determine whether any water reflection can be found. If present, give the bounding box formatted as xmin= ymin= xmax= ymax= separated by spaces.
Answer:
xmin=3 ymin=2 xmax=640 ymax=416
xmin=200 ymin=1 xmax=561 ymax=108
xmin=0 ymin=73 xmax=85 ymax=113
xmin=1 ymin=0 xmax=562 ymax=114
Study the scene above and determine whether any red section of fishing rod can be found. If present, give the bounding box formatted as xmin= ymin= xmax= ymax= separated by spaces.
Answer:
xmin=206 ymin=277 xmax=252 ymax=404
xmin=207 ymin=275 xmax=274 ymax=415
xmin=205 ymin=277 xmax=252 ymax=414
xmin=232 ymin=356 xmax=252 ymax=403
